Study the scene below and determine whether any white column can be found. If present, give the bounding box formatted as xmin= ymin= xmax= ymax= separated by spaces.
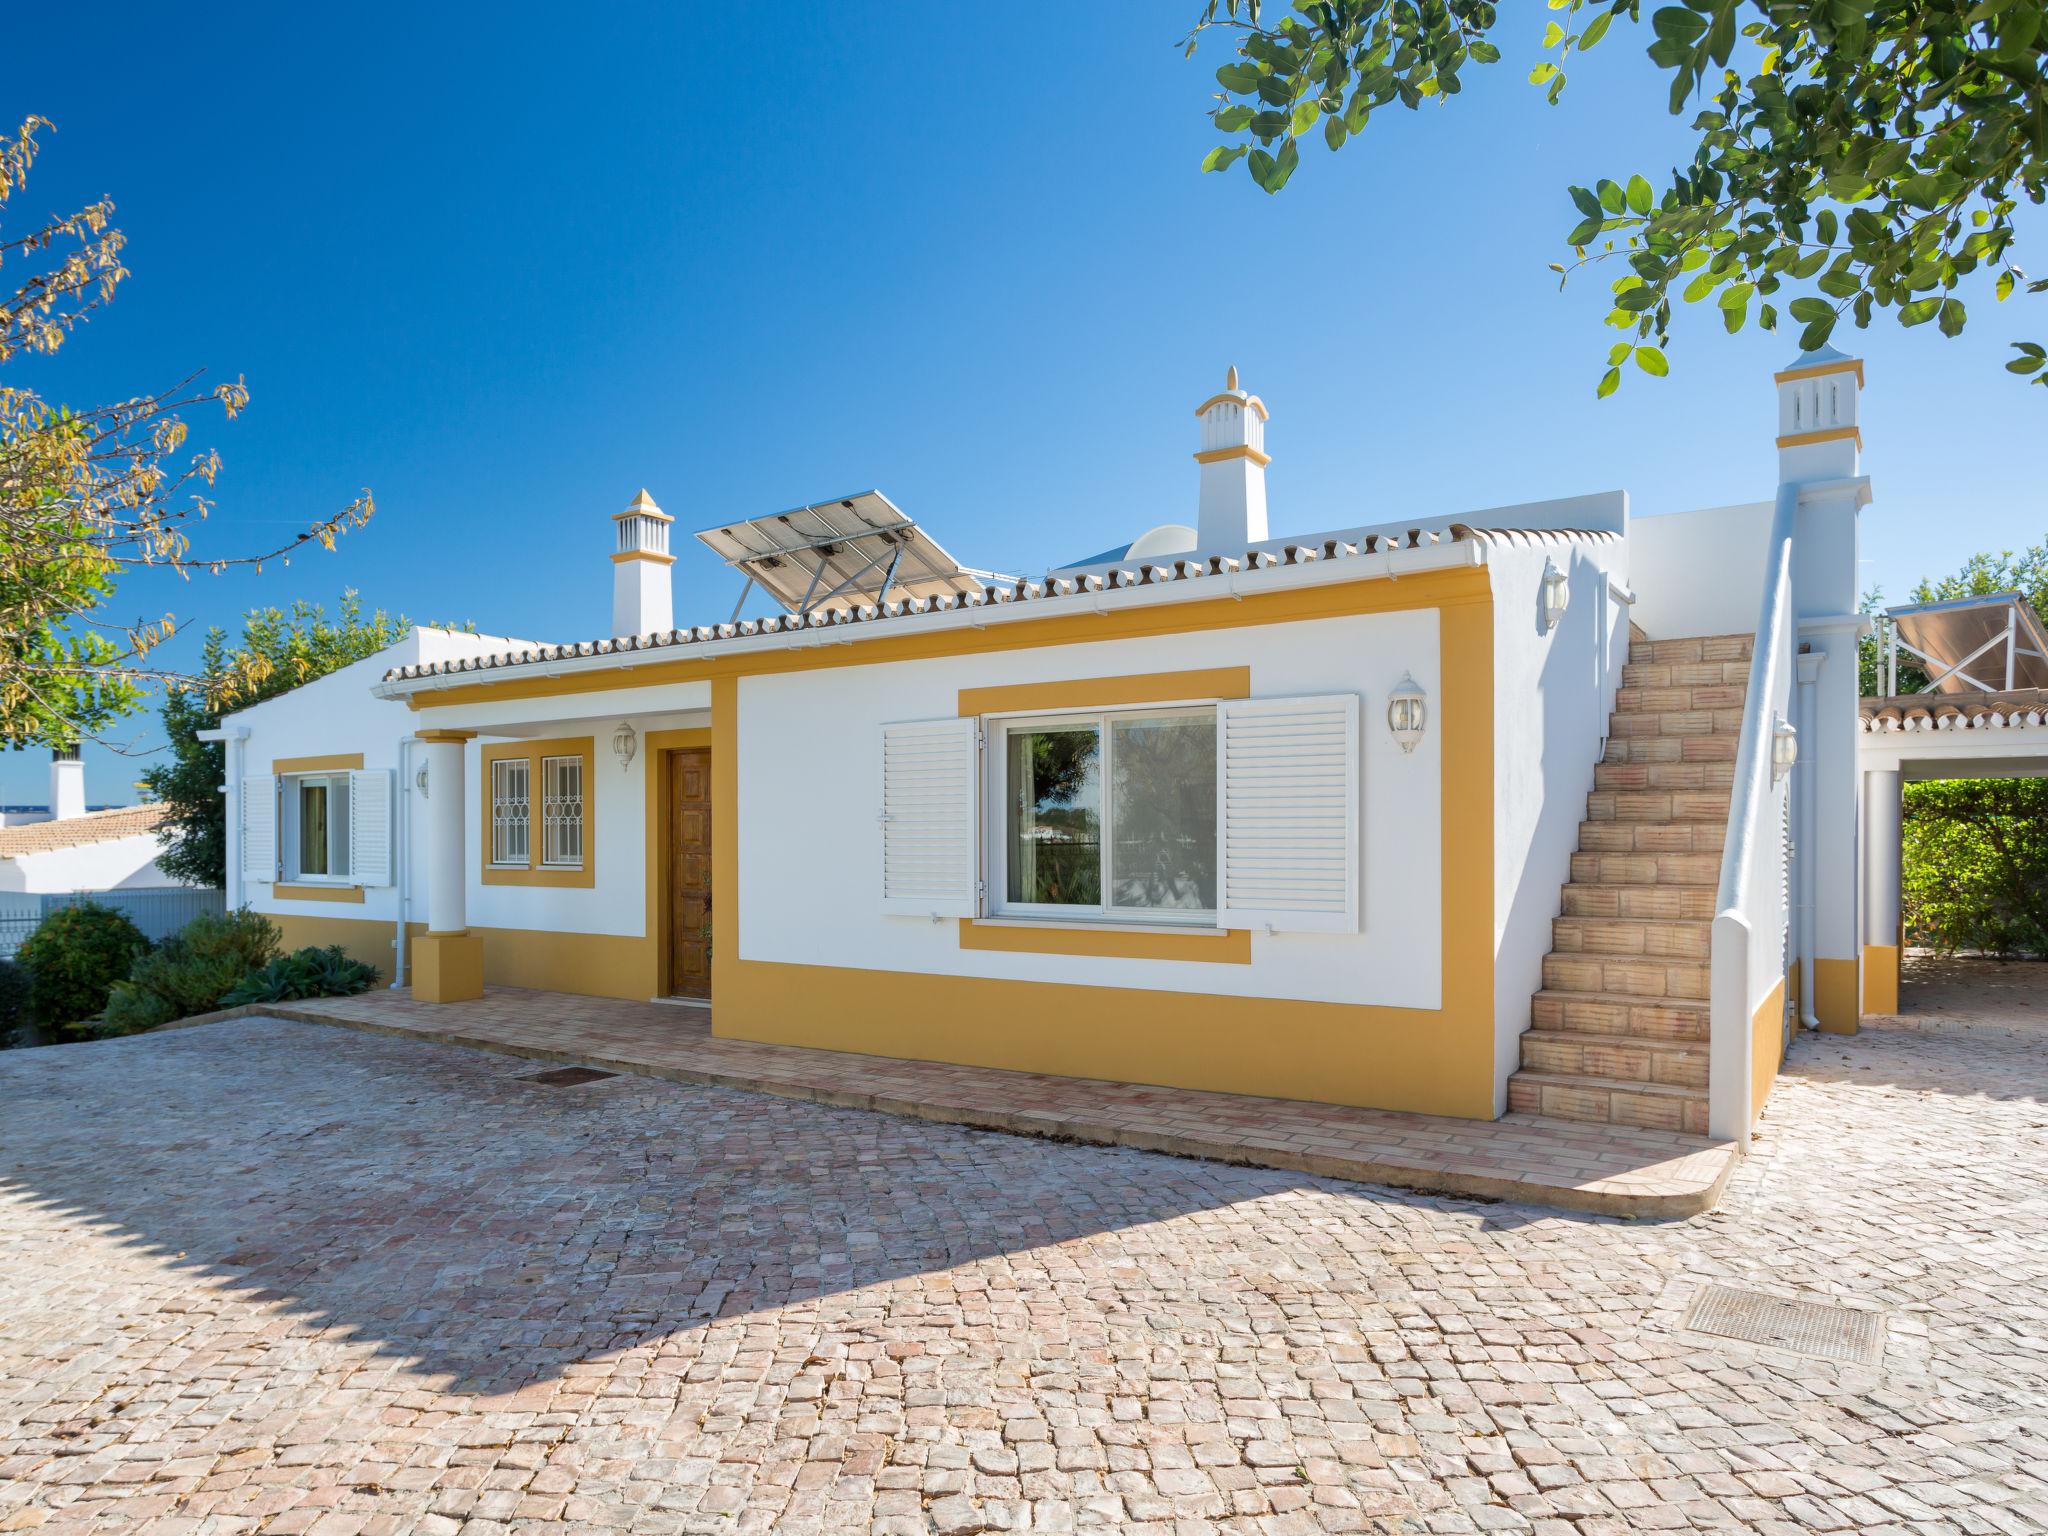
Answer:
xmin=1863 ymin=768 xmax=1902 ymax=948
xmin=425 ymin=737 xmax=469 ymax=934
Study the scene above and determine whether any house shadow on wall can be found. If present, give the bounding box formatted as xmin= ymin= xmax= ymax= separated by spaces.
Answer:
xmin=0 ymin=1016 xmax=1575 ymax=1397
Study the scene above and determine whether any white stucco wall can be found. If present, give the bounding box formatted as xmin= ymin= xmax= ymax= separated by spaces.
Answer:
xmin=0 ymin=835 xmax=179 ymax=894
xmin=1629 ymin=501 xmax=1774 ymax=640
xmin=735 ymin=610 xmax=1444 ymax=1008
xmin=1487 ymin=536 xmax=1632 ymax=1112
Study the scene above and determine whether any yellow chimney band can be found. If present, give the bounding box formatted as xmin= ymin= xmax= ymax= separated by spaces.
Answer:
xmin=1193 ymin=445 xmax=1272 ymax=466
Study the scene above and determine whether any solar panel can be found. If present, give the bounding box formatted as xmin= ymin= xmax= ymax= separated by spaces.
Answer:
xmin=694 ymin=491 xmax=1015 ymax=618
xmin=1885 ymin=591 xmax=2048 ymax=695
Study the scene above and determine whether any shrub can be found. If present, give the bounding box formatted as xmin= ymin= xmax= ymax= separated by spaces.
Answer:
xmin=97 ymin=909 xmax=284 ymax=1036
xmin=0 ymin=958 xmax=32 ymax=1046
xmin=15 ymin=903 xmax=150 ymax=1039
xmin=1902 ymin=778 xmax=2048 ymax=957
xmin=220 ymin=945 xmax=379 ymax=1007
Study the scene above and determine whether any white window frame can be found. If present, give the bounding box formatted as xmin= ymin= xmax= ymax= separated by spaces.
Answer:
xmin=539 ymin=753 xmax=585 ymax=869
xmin=279 ymin=771 xmax=353 ymax=884
xmin=490 ymin=756 xmax=531 ymax=868
xmin=986 ymin=703 xmax=1220 ymax=928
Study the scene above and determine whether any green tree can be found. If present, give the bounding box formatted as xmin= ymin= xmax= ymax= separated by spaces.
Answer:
xmin=1901 ymin=777 xmax=2048 ymax=955
xmin=1187 ymin=2 xmax=2048 ymax=395
xmin=141 ymin=594 xmax=418 ymax=888
xmin=1 ymin=116 xmax=373 ymax=751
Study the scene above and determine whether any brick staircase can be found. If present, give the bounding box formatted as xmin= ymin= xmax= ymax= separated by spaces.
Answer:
xmin=1506 ymin=630 xmax=1753 ymax=1138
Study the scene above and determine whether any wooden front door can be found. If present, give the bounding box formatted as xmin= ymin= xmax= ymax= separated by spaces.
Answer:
xmin=668 ymin=748 xmax=712 ymax=998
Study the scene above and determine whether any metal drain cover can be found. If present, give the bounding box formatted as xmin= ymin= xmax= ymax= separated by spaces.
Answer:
xmin=522 ymin=1066 xmax=618 ymax=1087
xmin=1681 ymin=1284 xmax=1886 ymax=1365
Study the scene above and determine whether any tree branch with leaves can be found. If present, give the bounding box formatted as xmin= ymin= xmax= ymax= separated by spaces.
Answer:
xmin=0 ymin=115 xmax=375 ymax=752
xmin=1188 ymin=1 xmax=2048 ymax=395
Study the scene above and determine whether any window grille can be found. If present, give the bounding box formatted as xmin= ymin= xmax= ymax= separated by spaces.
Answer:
xmin=540 ymin=755 xmax=584 ymax=867
xmin=491 ymin=757 xmax=530 ymax=866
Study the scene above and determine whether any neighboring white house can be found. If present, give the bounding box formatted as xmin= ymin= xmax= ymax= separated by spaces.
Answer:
xmin=0 ymin=752 xmax=181 ymax=894
xmin=215 ymin=351 xmax=1900 ymax=1151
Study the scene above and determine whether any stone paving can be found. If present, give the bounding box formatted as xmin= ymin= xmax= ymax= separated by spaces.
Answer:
xmin=247 ymin=988 xmax=1734 ymax=1217
xmin=1 ymin=1007 xmax=2044 ymax=1535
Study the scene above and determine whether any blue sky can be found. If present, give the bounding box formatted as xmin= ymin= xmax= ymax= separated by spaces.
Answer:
xmin=9 ymin=2 xmax=2044 ymax=806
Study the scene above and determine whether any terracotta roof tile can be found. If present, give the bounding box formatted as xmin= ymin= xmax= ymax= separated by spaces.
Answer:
xmin=0 ymin=803 xmax=169 ymax=859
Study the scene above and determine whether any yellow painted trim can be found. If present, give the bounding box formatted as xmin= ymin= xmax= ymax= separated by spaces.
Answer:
xmin=1775 ymin=426 xmax=1862 ymax=450
xmin=610 ymin=550 xmax=676 ymax=566
xmin=268 ymin=913 xmax=664 ymax=1003
xmin=644 ymin=727 xmax=715 ymax=1001
xmin=1193 ymin=392 xmax=1269 ymax=421
xmin=958 ymin=666 xmax=1251 ymax=718
xmin=1751 ymin=974 xmax=1787 ymax=1123
xmin=612 ymin=508 xmax=674 ymax=524
xmin=408 ymin=564 xmax=1490 ymax=713
xmin=1861 ymin=943 xmax=1900 ymax=1016
xmin=272 ymin=882 xmax=365 ymax=904
xmin=480 ymin=736 xmax=597 ymax=888
xmin=415 ymin=729 xmax=477 ymax=743
xmin=1773 ymin=358 xmax=1864 ymax=387
xmin=271 ymin=753 xmax=364 ymax=775
xmin=959 ymin=920 xmax=1250 ymax=964
xmin=1815 ymin=956 xmax=1859 ymax=1034
xmin=710 ymin=575 xmax=1500 ymax=1119
xmin=1193 ymin=445 xmax=1271 ymax=467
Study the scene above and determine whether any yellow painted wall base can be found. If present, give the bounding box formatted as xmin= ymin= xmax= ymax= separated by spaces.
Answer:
xmin=265 ymin=913 xmax=659 ymax=1002
xmin=413 ymin=932 xmax=485 ymax=1002
xmin=1751 ymin=975 xmax=1788 ymax=1123
xmin=1862 ymin=944 xmax=1900 ymax=1016
xmin=1815 ymin=956 xmax=1859 ymax=1034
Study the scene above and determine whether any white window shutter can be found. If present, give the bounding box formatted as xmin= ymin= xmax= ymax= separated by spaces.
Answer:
xmin=879 ymin=717 xmax=981 ymax=918
xmin=1217 ymin=694 xmax=1360 ymax=934
xmin=241 ymin=774 xmax=278 ymax=883
xmin=349 ymin=769 xmax=395 ymax=887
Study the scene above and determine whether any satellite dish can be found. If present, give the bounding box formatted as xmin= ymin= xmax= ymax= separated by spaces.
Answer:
xmin=1125 ymin=524 xmax=1198 ymax=560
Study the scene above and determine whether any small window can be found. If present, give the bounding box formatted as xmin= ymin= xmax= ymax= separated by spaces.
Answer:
xmin=491 ymin=757 xmax=530 ymax=867
xmin=281 ymin=773 xmax=351 ymax=881
xmin=540 ymin=755 xmax=584 ymax=868
xmin=996 ymin=707 xmax=1216 ymax=922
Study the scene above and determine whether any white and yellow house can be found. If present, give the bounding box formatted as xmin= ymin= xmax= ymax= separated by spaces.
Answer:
xmin=213 ymin=355 xmax=1895 ymax=1148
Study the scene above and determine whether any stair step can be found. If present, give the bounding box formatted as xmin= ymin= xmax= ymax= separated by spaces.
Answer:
xmin=1611 ymin=709 xmax=1748 ymax=740
xmin=1586 ymin=789 xmax=1731 ymax=825
xmin=1570 ymin=850 xmax=1720 ymax=887
xmin=1595 ymin=759 xmax=1737 ymax=790
xmin=1621 ymin=660 xmax=1751 ymax=689
xmin=1628 ymin=635 xmax=1754 ymax=666
xmin=1578 ymin=820 xmax=1726 ymax=856
xmin=1542 ymin=952 xmax=1710 ymax=1000
xmin=1615 ymin=683 xmax=1748 ymax=714
xmin=1602 ymin=734 xmax=1739 ymax=765
xmin=1508 ymin=1070 xmax=1710 ymax=1135
xmin=1560 ymin=883 xmax=1718 ymax=921
xmin=1516 ymin=1030 xmax=1710 ymax=1090
xmin=1531 ymin=989 xmax=1709 ymax=1040
xmin=1552 ymin=915 xmax=1710 ymax=960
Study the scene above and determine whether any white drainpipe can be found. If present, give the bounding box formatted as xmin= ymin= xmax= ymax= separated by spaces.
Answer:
xmin=393 ymin=734 xmax=419 ymax=989
xmin=1795 ymin=649 xmax=1824 ymax=1030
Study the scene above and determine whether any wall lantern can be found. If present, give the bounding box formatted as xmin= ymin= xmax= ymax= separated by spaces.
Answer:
xmin=415 ymin=763 xmax=430 ymax=799
xmin=612 ymin=720 xmax=638 ymax=773
xmin=1540 ymin=558 xmax=1571 ymax=632
xmin=1386 ymin=673 xmax=1428 ymax=754
xmin=1771 ymin=715 xmax=1798 ymax=783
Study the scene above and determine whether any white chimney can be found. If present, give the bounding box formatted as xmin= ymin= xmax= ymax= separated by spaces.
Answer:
xmin=611 ymin=488 xmax=675 ymax=637
xmin=1775 ymin=344 xmax=1862 ymax=483
xmin=50 ymin=745 xmax=85 ymax=821
xmin=1194 ymin=366 xmax=1270 ymax=553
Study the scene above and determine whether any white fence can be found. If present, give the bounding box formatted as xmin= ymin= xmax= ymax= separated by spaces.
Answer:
xmin=0 ymin=888 xmax=226 ymax=960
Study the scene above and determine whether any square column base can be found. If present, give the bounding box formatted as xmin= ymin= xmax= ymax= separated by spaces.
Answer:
xmin=414 ymin=932 xmax=484 ymax=1003
xmin=1862 ymin=943 xmax=1900 ymax=1016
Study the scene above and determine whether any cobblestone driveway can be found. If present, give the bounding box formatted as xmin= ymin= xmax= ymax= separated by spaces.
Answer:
xmin=2 ymin=1013 xmax=2043 ymax=1535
